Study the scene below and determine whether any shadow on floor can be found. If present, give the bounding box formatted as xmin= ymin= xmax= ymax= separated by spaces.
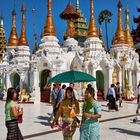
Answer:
xmin=101 ymin=104 xmax=108 ymax=107
xmin=101 ymin=109 xmax=109 ymax=112
xmin=34 ymin=121 xmax=51 ymax=126
xmin=35 ymin=115 xmax=51 ymax=126
xmin=110 ymin=127 xmax=140 ymax=137
xmin=23 ymin=129 xmax=61 ymax=139
xmin=37 ymin=115 xmax=50 ymax=121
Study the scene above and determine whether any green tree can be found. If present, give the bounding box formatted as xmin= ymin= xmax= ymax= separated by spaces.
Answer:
xmin=98 ymin=9 xmax=113 ymax=51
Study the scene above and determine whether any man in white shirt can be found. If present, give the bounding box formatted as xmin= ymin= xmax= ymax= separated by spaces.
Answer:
xmin=107 ymin=84 xmax=118 ymax=111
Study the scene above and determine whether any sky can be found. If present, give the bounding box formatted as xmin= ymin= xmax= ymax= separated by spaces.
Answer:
xmin=0 ymin=0 xmax=140 ymax=50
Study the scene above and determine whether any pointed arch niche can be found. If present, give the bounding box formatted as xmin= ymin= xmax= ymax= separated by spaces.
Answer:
xmin=40 ymin=69 xmax=51 ymax=103
xmin=10 ymin=73 xmax=20 ymax=88
xmin=96 ymin=70 xmax=104 ymax=92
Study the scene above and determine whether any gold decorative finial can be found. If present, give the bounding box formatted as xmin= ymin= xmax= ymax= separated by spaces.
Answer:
xmin=125 ymin=8 xmax=134 ymax=48
xmin=87 ymin=0 xmax=98 ymax=38
xmin=8 ymin=8 xmax=18 ymax=46
xmin=0 ymin=16 xmax=4 ymax=27
xmin=112 ymin=0 xmax=126 ymax=45
xmin=43 ymin=0 xmax=56 ymax=36
xmin=76 ymin=0 xmax=79 ymax=11
xmin=18 ymin=5 xmax=28 ymax=46
xmin=21 ymin=4 xmax=26 ymax=14
xmin=118 ymin=0 xmax=122 ymax=9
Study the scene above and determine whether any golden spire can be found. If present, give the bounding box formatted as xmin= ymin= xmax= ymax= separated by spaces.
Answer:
xmin=99 ymin=26 xmax=105 ymax=48
xmin=18 ymin=5 xmax=28 ymax=46
xmin=125 ymin=8 xmax=134 ymax=48
xmin=112 ymin=0 xmax=126 ymax=45
xmin=76 ymin=0 xmax=79 ymax=11
xmin=87 ymin=0 xmax=98 ymax=38
xmin=8 ymin=8 xmax=18 ymax=46
xmin=43 ymin=0 xmax=56 ymax=36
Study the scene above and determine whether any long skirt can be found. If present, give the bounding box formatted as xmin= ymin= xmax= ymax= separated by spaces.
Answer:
xmin=62 ymin=117 xmax=77 ymax=140
xmin=6 ymin=119 xmax=23 ymax=140
xmin=107 ymin=95 xmax=118 ymax=110
xmin=80 ymin=122 xmax=100 ymax=140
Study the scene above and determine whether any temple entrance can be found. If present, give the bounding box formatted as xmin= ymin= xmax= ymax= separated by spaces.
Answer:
xmin=96 ymin=71 xmax=104 ymax=100
xmin=12 ymin=73 xmax=20 ymax=88
xmin=40 ymin=69 xmax=51 ymax=102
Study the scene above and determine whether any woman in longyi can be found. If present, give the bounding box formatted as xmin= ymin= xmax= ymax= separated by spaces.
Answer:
xmin=80 ymin=88 xmax=101 ymax=140
xmin=51 ymin=87 xmax=80 ymax=140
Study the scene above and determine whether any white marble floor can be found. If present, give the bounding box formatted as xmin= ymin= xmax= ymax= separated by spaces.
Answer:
xmin=0 ymin=100 xmax=140 ymax=140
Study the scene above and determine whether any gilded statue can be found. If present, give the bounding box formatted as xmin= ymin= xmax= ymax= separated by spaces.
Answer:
xmin=124 ymin=86 xmax=134 ymax=100
xmin=124 ymin=80 xmax=134 ymax=99
xmin=21 ymin=85 xmax=29 ymax=102
xmin=83 ymin=51 xmax=89 ymax=62
xmin=121 ymin=54 xmax=128 ymax=61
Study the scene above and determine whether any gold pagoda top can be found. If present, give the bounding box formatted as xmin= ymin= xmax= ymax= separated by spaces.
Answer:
xmin=18 ymin=5 xmax=28 ymax=46
xmin=112 ymin=0 xmax=126 ymax=45
xmin=8 ymin=8 xmax=18 ymax=46
xmin=87 ymin=0 xmax=98 ymax=38
xmin=125 ymin=8 xmax=134 ymax=48
xmin=43 ymin=0 xmax=56 ymax=36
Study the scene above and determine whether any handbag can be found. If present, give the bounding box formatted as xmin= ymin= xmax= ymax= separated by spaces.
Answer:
xmin=18 ymin=115 xmax=23 ymax=123
xmin=70 ymin=108 xmax=76 ymax=117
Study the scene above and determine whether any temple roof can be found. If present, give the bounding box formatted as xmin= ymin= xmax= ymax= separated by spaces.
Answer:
xmin=60 ymin=2 xmax=79 ymax=20
xmin=74 ymin=0 xmax=88 ymax=37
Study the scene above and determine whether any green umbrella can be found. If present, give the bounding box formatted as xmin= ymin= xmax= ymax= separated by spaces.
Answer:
xmin=49 ymin=70 xmax=96 ymax=83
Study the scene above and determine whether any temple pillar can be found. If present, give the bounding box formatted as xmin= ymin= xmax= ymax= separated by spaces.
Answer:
xmin=92 ymin=69 xmax=97 ymax=100
xmin=128 ymin=70 xmax=132 ymax=87
xmin=6 ymin=73 xmax=11 ymax=89
xmin=136 ymin=70 xmax=140 ymax=86
xmin=34 ymin=69 xmax=40 ymax=103
xmin=118 ymin=69 xmax=122 ymax=88
xmin=19 ymin=73 xmax=25 ymax=93
xmin=108 ymin=67 xmax=113 ymax=88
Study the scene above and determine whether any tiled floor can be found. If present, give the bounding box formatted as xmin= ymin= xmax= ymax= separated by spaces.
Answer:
xmin=0 ymin=100 xmax=140 ymax=140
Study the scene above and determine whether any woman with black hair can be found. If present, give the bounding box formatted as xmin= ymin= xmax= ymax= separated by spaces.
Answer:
xmin=51 ymin=87 xmax=80 ymax=140
xmin=5 ymin=88 xmax=23 ymax=140
xmin=80 ymin=88 xmax=101 ymax=140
